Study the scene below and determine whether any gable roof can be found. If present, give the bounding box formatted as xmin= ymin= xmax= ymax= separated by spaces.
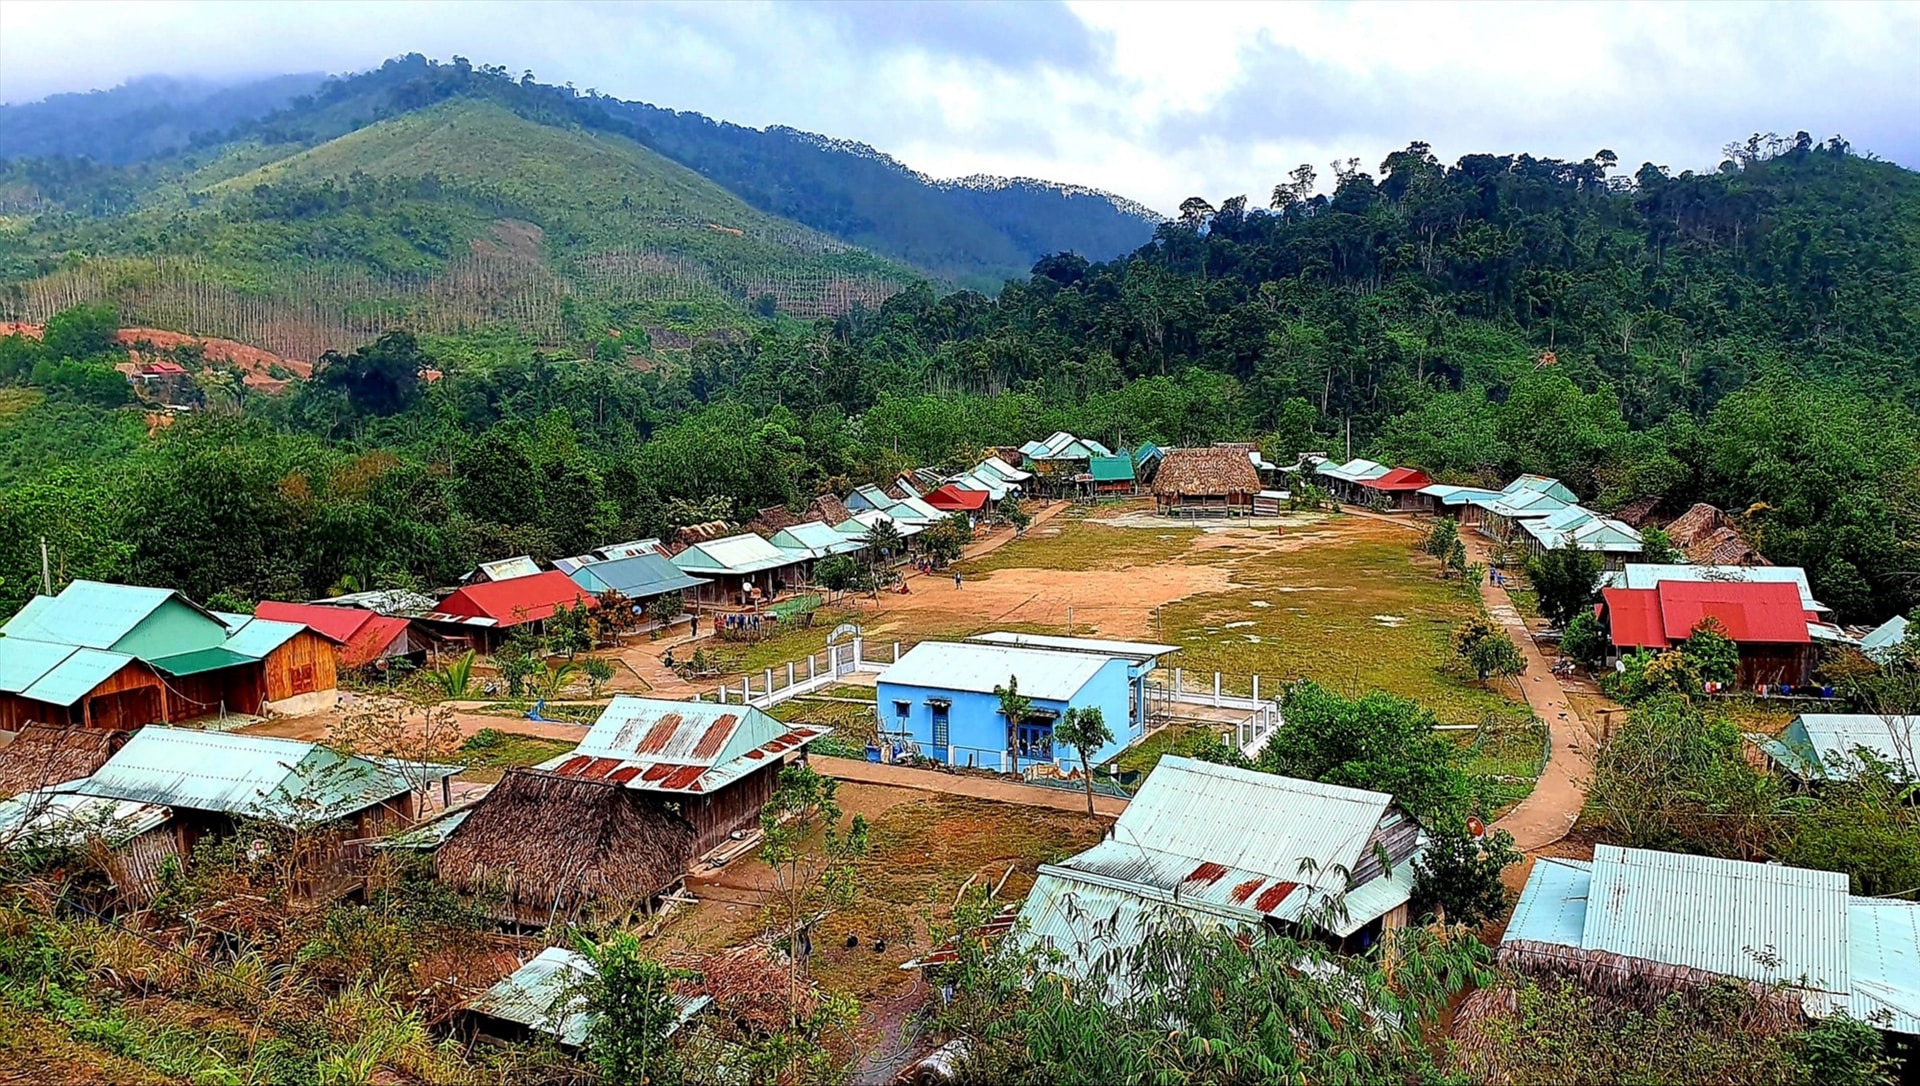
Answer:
xmin=670 ymin=533 xmax=800 ymax=576
xmin=1523 ymin=506 xmax=1643 ymax=553
xmin=69 ymin=727 xmax=451 ymax=822
xmin=1600 ymin=564 xmax=1824 ymax=613
xmin=1601 ymin=588 xmax=1670 ymax=649
xmin=1665 ymin=503 xmax=1765 ymax=566
xmin=433 ymin=572 xmax=596 ymax=627
xmin=1359 ymin=467 xmax=1432 ymax=491
xmin=1089 ymin=454 xmax=1136 ymax=482
xmin=216 ymin=616 xmax=314 ymax=658
xmin=1026 ymin=431 xmax=1109 ymax=460
xmin=837 ymin=509 xmax=925 ymax=538
xmin=1417 ymin=484 xmax=1504 ymax=506
xmin=1861 ymin=615 xmax=1910 ymax=661
xmin=472 ymin=556 xmax=544 ymax=582
xmin=847 ymin=484 xmax=900 ymax=512
xmin=879 ymin=641 xmax=1113 ymax=702
xmin=890 ymin=495 xmax=949 ymax=523
xmin=977 ymin=456 xmax=1031 ymax=482
xmin=1655 ymin=580 xmax=1809 ymax=644
xmin=768 ymin=522 xmax=863 ymax=560
xmin=255 ymin=602 xmax=411 ymax=668
xmin=2 ymin=580 xmax=228 ymax=652
xmin=923 ymin=485 xmax=990 ymax=511
xmin=565 ymin=553 xmax=711 ymax=599
xmin=1482 ymin=488 xmax=1572 ymax=518
xmin=1053 ymin=757 xmax=1415 ymax=936
xmin=1775 ymin=714 xmax=1919 ymax=780
xmin=1152 ymin=447 xmax=1263 ymax=497
xmin=0 ymin=724 xmax=130 ymax=795
xmin=1314 ymin=458 xmax=1391 ymax=483
xmin=536 ymin=697 xmax=827 ymax=794
xmin=1501 ymin=474 xmax=1579 ymax=503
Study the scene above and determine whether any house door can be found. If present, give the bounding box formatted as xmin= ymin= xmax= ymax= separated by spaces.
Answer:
xmin=931 ymin=703 xmax=949 ymax=748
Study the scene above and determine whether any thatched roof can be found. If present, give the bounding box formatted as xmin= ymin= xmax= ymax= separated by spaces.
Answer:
xmin=1665 ymin=503 xmax=1765 ymax=565
xmin=674 ymin=521 xmax=735 ymax=546
xmin=806 ymin=494 xmax=852 ymax=526
xmin=0 ymin=725 xmax=129 ymax=798
xmin=1151 ymin=446 xmax=1262 ymax=498
xmin=745 ymin=505 xmax=799 ymax=536
xmin=436 ymin=768 xmax=695 ymax=926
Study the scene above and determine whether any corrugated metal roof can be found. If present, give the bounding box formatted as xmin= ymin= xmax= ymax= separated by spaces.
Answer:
xmin=1601 ymin=564 xmax=1824 ymax=613
xmin=1602 ymin=588 xmax=1671 ymax=649
xmin=1501 ymin=474 xmax=1579 ymax=503
xmin=1525 ymin=508 xmax=1643 ymax=553
xmin=967 ymin=631 xmax=1177 ymax=662
xmin=1417 ymin=484 xmax=1504 ymax=504
xmin=21 ymin=648 xmax=138 ymax=705
xmin=840 ymin=510 xmax=925 ymax=538
xmin=218 ymin=617 xmax=309 ymax=658
xmin=0 ymin=638 xmax=79 ymax=694
xmin=1089 ymin=455 xmax=1136 ymax=482
xmin=0 ymin=790 xmax=172 ymax=848
xmin=535 ymin=697 xmax=827 ymax=794
xmin=597 ymin=539 xmax=665 ymax=560
xmin=1654 ymin=580 xmax=1809 ymax=644
xmin=435 ymin=572 xmax=596 ymax=626
xmin=476 ymin=556 xmax=543 ymax=581
xmin=468 ymin=946 xmax=710 ymax=1047
xmin=1503 ymin=857 xmax=1593 ymax=948
xmin=567 ymin=552 xmax=711 ymax=598
xmin=1058 ymin=757 xmax=1409 ymax=933
xmin=1359 ymin=467 xmax=1432 ymax=491
xmin=1583 ymin=844 xmax=1850 ymax=994
xmin=149 ymin=646 xmax=256 ymax=676
xmin=961 ymin=469 xmax=1011 ymax=499
xmin=1 ymin=580 xmax=226 ymax=651
xmin=72 ymin=727 xmax=425 ymax=822
xmin=890 ymin=495 xmax=948 ymax=523
xmin=255 ymin=602 xmax=371 ymax=644
xmin=1789 ymin=715 xmax=1919 ymax=779
xmin=768 ymin=522 xmax=864 ymax=559
xmin=978 ymin=456 xmax=1031 ymax=481
xmin=1012 ymin=866 xmax=1257 ymax=1001
xmin=1481 ymin=489 xmax=1572 ymax=518
xmin=879 ymin=641 xmax=1111 ymax=701
xmin=670 ymin=533 xmax=799 ymax=575
xmin=1314 ymin=458 xmax=1391 ymax=483
xmin=1847 ymin=898 xmax=1920 ymax=1035
xmin=1860 ymin=615 xmax=1910 ymax=661
xmin=377 ymin=807 xmax=470 ymax=850
xmin=923 ymin=485 xmax=990 ymax=511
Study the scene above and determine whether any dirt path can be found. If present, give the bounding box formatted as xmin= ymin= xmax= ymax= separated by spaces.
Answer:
xmin=240 ymin=697 xmax=589 ymax=744
xmin=813 ymin=755 xmax=1127 ymax=817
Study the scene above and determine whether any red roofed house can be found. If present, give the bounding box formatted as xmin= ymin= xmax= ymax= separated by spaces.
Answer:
xmin=1357 ymin=467 xmax=1434 ymax=513
xmin=420 ymin=571 xmax=596 ymax=652
xmin=434 ymin=697 xmax=827 ymax=926
xmin=923 ymin=484 xmax=992 ymax=527
xmin=1599 ymin=580 xmax=1815 ymax=687
xmin=254 ymin=601 xmax=421 ymax=670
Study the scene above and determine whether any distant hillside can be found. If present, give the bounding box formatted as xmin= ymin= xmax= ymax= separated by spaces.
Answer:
xmin=0 ymin=73 xmax=325 ymax=163
xmin=0 ymin=97 xmax=915 ymax=359
xmin=2 ymin=55 xmax=1162 ymax=291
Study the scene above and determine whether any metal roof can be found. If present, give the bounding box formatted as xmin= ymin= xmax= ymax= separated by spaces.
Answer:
xmin=597 ymin=539 xmax=665 ymax=560
xmin=1314 ymin=458 xmax=1391 ymax=483
xmin=566 ymin=552 xmax=711 ymax=598
xmin=0 ymin=638 xmax=83 ymax=695
xmin=1785 ymin=715 xmax=1919 ymax=780
xmin=434 ymin=572 xmax=597 ymax=626
xmin=1860 ymin=615 xmax=1910 ymax=661
xmin=20 ymin=648 xmax=138 ymax=705
xmin=769 ymin=522 xmax=863 ymax=560
xmin=475 ymin=556 xmax=543 ymax=582
xmin=1653 ymin=580 xmax=1810 ymax=644
xmin=1359 ymin=467 xmax=1432 ymax=491
xmin=960 ymin=469 xmax=1011 ymax=499
xmin=1504 ymin=857 xmax=1593 ymax=948
xmin=1 ymin=580 xmax=227 ymax=651
xmin=1480 ymin=488 xmax=1572 ymax=518
xmin=1582 ymin=844 xmax=1850 ymax=994
xmin=468 ymin=946 xmax=711 ymax=1047
xmin=0 ymin=790 xmax=172 ymax=848
xmin=254 ymin=602 xmax=372 ymax=644
xmin=1599 ymin=564 xmax=1824 ymax=612
xmin=150 ymin=646 xmax=256 ymax=676
xmin=1012 ymin=866 xmax=1257 ymax=1001
xmin=1089 ymin=455 xmax=1136 ymax=482
xmin=218 ymin=617 xmax=310 ymax=658
xmin=1416 ymin=484 xmax=1504 ymax=505
xmin=1501 ymin=474 xmax=1580 ymax=503
xmin=535 ymin=697 xmax=828 ymax=794
xmin=837 ymin=510 xmax=925 ymax=538
xmin=307 ymin=588 xmax=438 ymax=617
xmin=966 ymin=631 xmax=1177 ymax=663
xmin=670 ymin=533 xmax=799 ymax=575
xmin=1057 ymin=757 xmax=1411 ymax=934
xmin=978 ymin=456 xmax=1031 ymax=481
xmin=70 ymin=727 xmax=440 ymax=822
xmin=1523 ymin=507 xmax=1643 ymax=553
xmin=879 ymin=641 xmax=1113 ymax=701
xmin=890 ymin=495 xmax=949 ymax=524
xmin=923 ymin=485 xmax=990 ymax=511
xmin=1847 ymin=898 xmax=1920 ymax=1035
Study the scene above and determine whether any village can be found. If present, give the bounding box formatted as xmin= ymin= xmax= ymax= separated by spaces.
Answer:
xmin=1 ymin=431 xmax=1914 ymax=1082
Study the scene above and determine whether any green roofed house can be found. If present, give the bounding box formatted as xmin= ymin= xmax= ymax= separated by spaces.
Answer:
xmin=1749 ymin=714 xmax=1918 ymax=784
xmin=464 ymin=946 xmax=711 ymax=1048
xmin=1088 ymin=452 xmax=1137 ymax=495
xmin=669 ymin=533 xmax=808 ymax=608
xmin=1 ymin=581 xmax=343 ymax=732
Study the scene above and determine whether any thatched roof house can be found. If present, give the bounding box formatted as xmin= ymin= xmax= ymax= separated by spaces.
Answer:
xmin=0 ymin=724 xmax=129 ymax=797
xmin=436 ymin=768 xmax=697 ymax=928
xmin=1665 ymin=503 xmax=1765 ymax=566
xmin=1151 ymin=446 xmax=1263 ymax=514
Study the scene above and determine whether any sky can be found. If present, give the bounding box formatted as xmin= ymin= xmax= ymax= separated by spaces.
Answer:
xmin=3 ymin=0 xmax=1916 ymax=215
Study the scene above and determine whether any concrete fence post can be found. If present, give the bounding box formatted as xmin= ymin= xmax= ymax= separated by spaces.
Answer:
xmin=1213 ymin=672 xmax=1222 ymax=707
xmin=1252 ymin=675 xmax=1260 ymax=704
xmin=718 ymin=686 xmax=727 ymax=705
xmin=809 ymin=655 xmax=817 ymax=680
xmin=787 ymin=662 xmax=796 ymax=689
xmin=854 ymin=637 xmax=864 ymax=670
xmin=1174 ymin=667 xmax=1182 ymax=697
xmin=765 ymin=668 xmax=774 ymax=695
xmin=893 ymin=642 xmax=900 ymax=663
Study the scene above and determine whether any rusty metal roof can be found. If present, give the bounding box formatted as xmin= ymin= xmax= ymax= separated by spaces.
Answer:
xmin=534 ymin=697 xmax=827 ymax=794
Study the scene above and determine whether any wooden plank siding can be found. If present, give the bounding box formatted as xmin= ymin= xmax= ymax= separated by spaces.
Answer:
xmin=684 ymin=760 xmax=780 ymax=857
xmin=261 ymin=630 xmax=339 ymax=702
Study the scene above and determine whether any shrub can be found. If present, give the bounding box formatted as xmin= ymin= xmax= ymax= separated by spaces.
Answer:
xmin=1412 ymin=826 xmax=1520 ymax=925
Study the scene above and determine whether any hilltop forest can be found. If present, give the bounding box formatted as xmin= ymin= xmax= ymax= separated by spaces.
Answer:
xmin=1 ymin=115 xmax=1917 ymax=623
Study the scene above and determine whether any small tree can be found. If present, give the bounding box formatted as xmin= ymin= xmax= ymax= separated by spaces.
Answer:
xmin=647 ymin=589 xmax=685 ymax=624
xmin=1054 ymin=706 xmax=1115 ymax=818
xmin=1560 ymin=609 xmax=1607 ymax=669
xmin=329 ymin=695 xmax=463 ymax=800
xmin=863 ymin=518 xmax=903 ymax=576
xmin=1680 ymin=617 xmax=1739 ymax=685
xmin=997 ymin=492 xmax=1029 ymax=530
xmin=428 ymin=649 xmax=476 ymax=700
xmin=759 ymin=764 xmax=869 ymax=1059
xmin=920 ymin=517 xmax=967 ymax=565
xmin=547 ymin=601 xmax=594 ymax=659
xmin=1452 ymin=617 xmax=1523 ymax=683
xmin=1638 ymin=524 xmax=1682 ymax=563
xmin=815 ymin=554 xmax=858 ymax=592
xmin=1411 ymin=826 xmax=1520 ymax=925
xmin=592 ymin=590 xmax=639 ymax=644
xmin=581 ymin=657 xmax=616 ymax=697
xmin=577 ymin=932 xmax=683 ymax=1084
xmin=1525 ymin=544 xmax=1603 ymax=628
xmin=1424 ymin=516 xmax=1459 ymax=559
xmin=993 ymin=675 xmax=1033 ymax=768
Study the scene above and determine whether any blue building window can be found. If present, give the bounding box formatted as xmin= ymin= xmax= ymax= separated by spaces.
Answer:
xmin=1016 ymin=722 xmax=1054 ymax=761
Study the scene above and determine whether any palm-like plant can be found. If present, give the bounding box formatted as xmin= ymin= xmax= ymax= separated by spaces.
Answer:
xmin=429 ymin=650 xmax=476 ymax=699
xmin=994 ymin=675 xmax=1032 ymax=768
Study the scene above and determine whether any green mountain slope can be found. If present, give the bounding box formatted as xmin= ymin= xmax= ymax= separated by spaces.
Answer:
xmin=0 ymin=98 xmax=916 ymax=359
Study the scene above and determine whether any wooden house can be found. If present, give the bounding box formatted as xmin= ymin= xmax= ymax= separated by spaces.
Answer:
xmin=1151 ymin=446 xmax=1263 ymax=516
xmin=1599 ymin=580 xmax=1817 ymax=687
xmin=418 ymin=571 xmax=597 ymax=652
xmin=255 ymin=601 xmax=420 ymax=671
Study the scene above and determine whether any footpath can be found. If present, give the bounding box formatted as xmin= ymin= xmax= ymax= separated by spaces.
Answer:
xmin=814 ymin=754 xmax=1126 ymax=817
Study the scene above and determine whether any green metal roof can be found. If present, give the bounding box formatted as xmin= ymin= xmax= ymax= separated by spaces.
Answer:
xmin=150 ymin=646 xmax=256 ymax=677
xmin=217 ymin=617 xmax=307 ymax=659
xmin=1089 ymin=454 xmax=1136 ymax=482
xmin=0 ymin=638 xmax=78 ymax=694
xmin=20 ymin=648 xmax=137 ymax=706
xmin=1 ymin=581 xmax=192 ymax=650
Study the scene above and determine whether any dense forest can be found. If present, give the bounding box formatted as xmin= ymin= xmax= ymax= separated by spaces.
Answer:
xmin=1 ymin=128 xmax=1916 ymax=625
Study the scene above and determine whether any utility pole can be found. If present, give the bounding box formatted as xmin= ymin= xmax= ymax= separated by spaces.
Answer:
xmin=40 ymin=536 xmax=52 ymax=595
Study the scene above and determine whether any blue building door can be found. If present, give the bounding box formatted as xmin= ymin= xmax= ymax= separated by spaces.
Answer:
xmin=931 ymin=702 xmax=949 ymax=749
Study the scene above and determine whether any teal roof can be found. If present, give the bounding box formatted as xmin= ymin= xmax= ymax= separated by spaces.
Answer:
xmin=0 ymin=638 xmax=78 ymax=694
xmin=1089 ymin=454 xmax=1136 ymax=482
xmin=1861 ymin=615 xmax=1909 ymax=661
xmin=0 ymin=581 xmax=216 ymax=651
xmin=468 ymin=946 xmax=710 ymax=1046
xmin=1500 ymin=474 xmax=1580 ymax=504
xmin=150 ymin=646 xmax=255 ymax=677
xmin=218 ymin=617 xmax=308 ymax=659
xmin=567 ymin=553 xmax=711 ymax=598
xmin=770 ymin=522 xmax=863 ymax=559
xmin=1134 ymin=442 xmax=1163 ymax=465
xmin=21 ymin=648 xmax=137 ymax=706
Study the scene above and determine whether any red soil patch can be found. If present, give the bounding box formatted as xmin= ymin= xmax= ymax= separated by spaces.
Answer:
xmin=1 ymin=322 xmax=310 ymax=392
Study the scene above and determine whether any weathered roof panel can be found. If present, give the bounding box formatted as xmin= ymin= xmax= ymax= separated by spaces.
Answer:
xmin=535 ymin=696 xmax=826 ymax=794
xmin=468 ymin=946 xmax=710 ymax=1047
xmin=967 ymin=631 xmax=1177 ymax=662
xmin=879 ymin=641 xmax=1111 ymax=702
xmin=670 ymin=533 xmax=798 ymax=575
xmin=1847 ymin=898 xmax=1920 ymax=1035
xmin=1600 ymin=564 xmax=1823 ymax=613
xmin=1789 ymin=714 xmax=1919 ymax=779
xmin=0 ymin=638 xmax=78 ymax=695
xmin=566 ymin=552 xmax=711 ymax=598
xmin=21 ymin=648 xmax=137 ymax=706
xmin=0 ymin=790 xmax=171 ymax=848
xmin=1503 ymin=857 xmax=1593 ymax=948
xmin=72 ymin=727 xmax=421 ymax=822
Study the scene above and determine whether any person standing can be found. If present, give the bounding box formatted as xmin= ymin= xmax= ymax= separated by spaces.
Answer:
xmin=954 ymin=570 xmax=962 ymax=590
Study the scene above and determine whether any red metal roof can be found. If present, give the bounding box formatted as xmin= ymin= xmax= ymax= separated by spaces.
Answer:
xmin=1359 ymin=467 xmax=1434 ymax=491
xmin=1655 ymin=580 xmax=1809 ymax=644
xmin=1602 ymin=587 xmax=1670 ymax=649
xmin=923 ymin=485 xmax=990 ymax=511
xmin=255 ymin=602 xmax=412 ymax=668
xmin=435 ymin=571 xmax=596 ymax=626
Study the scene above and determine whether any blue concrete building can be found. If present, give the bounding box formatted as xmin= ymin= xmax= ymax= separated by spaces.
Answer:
xmin=874 ymin=633 xmax=1174 ymax=772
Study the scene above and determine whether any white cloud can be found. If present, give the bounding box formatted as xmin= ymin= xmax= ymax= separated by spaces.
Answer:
xmin=1 ymin=0 xmax=1914 ymax=216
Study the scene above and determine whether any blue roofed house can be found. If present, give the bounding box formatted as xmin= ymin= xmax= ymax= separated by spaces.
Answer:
xmin=561 ymin=552 xmax=710 ymax=631
xmin=768 ymin=521 xmax=866 ymax=581
xmin=1503 ymin=844 xmax=1919 ymax=1036
xmin=1748 ymin=714 xmax=1918 ymax=784
xmin=1860 ymin=615 xmax=1910 ymax=664
xmin=669 ymin=533 xmax=807 ymax=608
xmin=873 ymin=633 xmax=1175 ymax=771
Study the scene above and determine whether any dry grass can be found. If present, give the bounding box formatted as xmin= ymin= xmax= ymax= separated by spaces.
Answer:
xmin=452 ymin=729 xmax=577 ymax=784
xmin=0 ymin=1007 xmax=170 ymax=1086
xmin=959 ymin=511 xmax=1202 ymax=575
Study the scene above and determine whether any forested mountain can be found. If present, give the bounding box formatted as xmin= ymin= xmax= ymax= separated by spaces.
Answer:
xmin=0 ymin=55 xmax=1159 ymax=295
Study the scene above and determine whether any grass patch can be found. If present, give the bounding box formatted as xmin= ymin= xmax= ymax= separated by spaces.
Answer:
xmin=1159 ymin=532 xmax=1531 ymax=727
xmin=699 ymin=606 xmax=864 ymax=675
xmin=768 ymin=691 xmax=879 ymax=747
xmin=1460 ymin=717 xmax=1551 ymax=815
xmin=1113 ymin=724 xmax=1227 ymax=780
xmin=456 ymin=728 xmax=579 ymax=782
xmin=959 ymin=514 xmax=1201 ymax=576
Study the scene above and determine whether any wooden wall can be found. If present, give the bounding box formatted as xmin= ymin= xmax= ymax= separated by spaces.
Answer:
xmin=262 ymin=630 xmax=339 ymax=702
xmin=167 ymin=665 xmax=265 ymax=719
xmin=685 ymin=760 xmax=781 ymax=857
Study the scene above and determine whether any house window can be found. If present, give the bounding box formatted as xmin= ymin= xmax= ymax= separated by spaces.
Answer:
xmin=1017 ymin=722 xmax=1054 ymax=761
xmin=892 ymin=700 xmax=912 ymax=721
xmin=930 ymin=702 xmax=950 ymax=747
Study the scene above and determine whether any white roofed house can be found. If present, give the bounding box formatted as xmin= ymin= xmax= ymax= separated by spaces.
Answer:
xmin=1010 ymin=757 xmax=1426 ymax=1001
xmin=669 ymin=533 xmax=808 ymax=608
xmin=1518 ymin=506 xmax=1644 ymax=568
xmin=1312 ymin=458 xmax=1391 ymax=503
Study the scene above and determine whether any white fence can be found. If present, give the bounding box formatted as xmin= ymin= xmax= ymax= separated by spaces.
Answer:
xmin=696 ymin=638 xmax=899 ymax=710
xmin=1146 ymin=667 xmax=1286 ymax=757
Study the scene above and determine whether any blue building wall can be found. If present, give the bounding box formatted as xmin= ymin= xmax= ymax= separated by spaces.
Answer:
xmin=875 ymin=656 xmax=1142 ymax=771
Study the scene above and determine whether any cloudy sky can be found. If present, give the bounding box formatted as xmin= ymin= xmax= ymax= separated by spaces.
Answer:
xmin=3 ymin=0 xmax=1916 ymax=214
